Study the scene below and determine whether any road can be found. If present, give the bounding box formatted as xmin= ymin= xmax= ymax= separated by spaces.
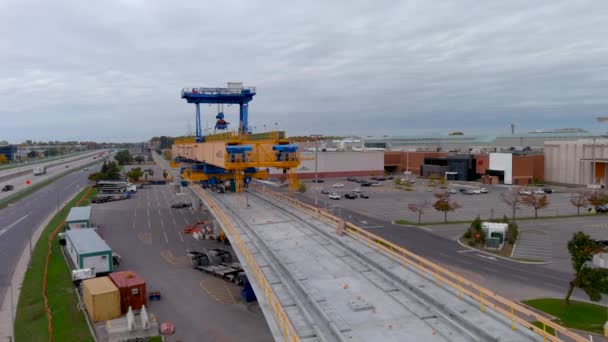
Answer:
xmin=0 ymin=150 xmax=101 ymax=180
xmin=0 ymin=160 xmax=104 ymax=306
xmin=0 ymin=152 xmax=103 ymax=201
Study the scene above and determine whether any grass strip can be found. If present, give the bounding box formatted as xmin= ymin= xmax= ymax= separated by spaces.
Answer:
xmin=523 ymin=298 xmax=607 ymax=334
xmin=14 ymin=187 xmax=97 ymax=342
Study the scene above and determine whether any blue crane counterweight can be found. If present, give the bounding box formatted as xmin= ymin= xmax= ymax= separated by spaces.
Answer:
xmin=181 ymin=83 xmax=256 ymax=140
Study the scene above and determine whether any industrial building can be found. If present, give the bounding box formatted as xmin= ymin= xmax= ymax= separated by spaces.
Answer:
xmin=358 ymin=131 xmax=603 ymax=152
xmin=269 ymin=151 xmax=384 ymax=179
xmin=545 ymin=139 xmax=608 ymax=186
xmin=0 ymin=145 xmax=17 ymax=161
xmin=385 ymin=151 xmax=543 ymax=185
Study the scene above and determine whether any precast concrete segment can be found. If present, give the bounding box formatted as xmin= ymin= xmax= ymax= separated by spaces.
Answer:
xmin=218 ymin=196 xmax=343 ymax=342
xmin=208 ymin=190 xmax=542 ymax=342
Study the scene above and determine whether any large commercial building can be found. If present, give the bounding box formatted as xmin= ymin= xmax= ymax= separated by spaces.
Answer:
xmin=545 ymin=139 xmax=608 ymax=186
xmin=270 ymin=151 xmax=384 ymax=179
xmin=367 ymin=132 xmax=602 ymax=152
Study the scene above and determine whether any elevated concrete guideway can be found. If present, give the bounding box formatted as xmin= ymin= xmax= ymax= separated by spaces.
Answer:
xmin=191 ymin=184 xmax=586 ymax=342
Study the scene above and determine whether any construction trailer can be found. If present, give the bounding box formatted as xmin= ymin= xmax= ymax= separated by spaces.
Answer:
xmin=66 ymin=206 xmax=92 ymax=229
xmin=65 ymin=229 xmax=113 ymax=274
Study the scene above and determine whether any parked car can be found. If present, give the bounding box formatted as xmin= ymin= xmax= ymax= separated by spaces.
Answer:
xmin=353 ymin=188 xmax=362 ymax=193
xmin=459 ymin=188 xmax=468 ymax=193
xmin=371 ymin=182 xmax=382 ymax=187
xmin=359 ymin=193 xmax=369 ymax=199
xmin=518 ymin=189 xmax=532 ymax=195
xmin=332 ymin=183 xmax=344 ymax=188
xmin=479 ymin=188 xmax=488 ymax=194
xmin=344 ymin=193 xmax=357 ymax=199
xmin=1 ymin=184 xmax=14 ymax=192
xmin=329 ymin=193 xmax=341 ymax=200
xmin=320 ymin=189 xmax=329 ymax=194
xmin=346 ymin=177 xmax=356 ymax=182
xmin=171 ymin=202 xmax=191 ymax=209
xmin=542 ymin=188 xmax=553 ymax=194
xmin=533 ymin=188 xmax=545 ymax=195
xmin=448 ymin=188 xmax=458 ymax=194
xmin=311 ymin=179 xmax=325 ymax=183
xmin=462 ymin=189 xmax=476 ymax=195
xmin=471 ymin=189 xmax=482 ymax=194
xmin=361 ymin=182 xmax=372 ymax=187
xmin=386 ymin=176 xmax=394 ymax=180
xmin=595 ymin=205 xmax=608 ymax=213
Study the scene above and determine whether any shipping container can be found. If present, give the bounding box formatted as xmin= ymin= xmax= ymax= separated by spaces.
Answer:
xmin=108 ymin=271 xmax=147 ymax=313
xmin=82 ymin=277 xmax=121 ymax=322
xmin=65 ymin=229 xmax=113 ymax=274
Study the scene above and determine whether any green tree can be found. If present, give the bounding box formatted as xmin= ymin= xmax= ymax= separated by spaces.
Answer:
xmin=432 ymin=192 xmax=461 ymax=223
xmin=127 ymin=167 xmax=144 ymax=181
xmin=565 ymin=232 xmax=608 ymax=305
xmin=88 ymin=172 xmax=107 ymax=181
xmin=298 ymin=183 xmax=307 ymax=193
xmin=115 ymin=150 xmax=133 ymax=165
xmin=134 ymin=155 xmax=144 ymax=164
xmin=506 ymin=221 xmax=519 ymax=244
xmin=105 ymin=163 xmax=121 ymax=180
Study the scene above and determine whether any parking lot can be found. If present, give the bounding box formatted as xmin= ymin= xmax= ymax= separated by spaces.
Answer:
xmin=92 ymin=167 xmax=272 ymax=341
xmin=294 ymin=177 xmax=595 ymax=224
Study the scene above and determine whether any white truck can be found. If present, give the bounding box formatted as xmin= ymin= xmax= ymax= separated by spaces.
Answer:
xmin=33 ymin=166 xmax=47 ymax=176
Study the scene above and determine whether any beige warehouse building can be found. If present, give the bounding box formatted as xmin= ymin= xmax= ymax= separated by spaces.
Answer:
xmin=544 ymin=139 xmax=608 ymax=186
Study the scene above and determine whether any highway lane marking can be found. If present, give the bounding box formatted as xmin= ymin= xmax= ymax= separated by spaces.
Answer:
xmin=476 ymin=254 xmax=497 ymax=261
xmin=178 ymin=231 xmax=184 ymax=242
xmin=0 ymin=213 xmax=31 ymax=238
xmin=479 ymin=266 xmax=499 ymax=273
xmin=163 ymin=231 xmax=169 ymax=243
xmin=417 ymin=226 xmax=433 ymax=232
xmin=457 ymin=249 xmax=475 ymax=253
xmin=160 ymin=217 xmax=164 ymax=227
xmin=148 ymin=219 xmax=151 ymax=230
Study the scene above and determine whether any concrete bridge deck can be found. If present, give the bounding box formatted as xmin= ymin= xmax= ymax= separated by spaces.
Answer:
xmin=190 ymin=183 xmax=581 ymax=342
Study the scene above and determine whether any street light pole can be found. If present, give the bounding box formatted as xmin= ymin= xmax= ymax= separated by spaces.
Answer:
xmin=311 ymin=134 xmax=323 ymax=206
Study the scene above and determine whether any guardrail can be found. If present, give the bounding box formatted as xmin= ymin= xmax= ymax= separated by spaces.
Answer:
xmin=192 ymin=186 xmax=300 ymax=342
xmin=253 ymin=185 xmax=588 ymax=342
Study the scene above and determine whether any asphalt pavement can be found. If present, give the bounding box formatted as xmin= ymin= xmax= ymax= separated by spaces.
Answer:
xmin=94 ymin=179 xmax=272 ymax=341
xmin=0 ymin=160 xmax=105 ymax=306
xmin=0 ymin=152 xmax=102 ymax=201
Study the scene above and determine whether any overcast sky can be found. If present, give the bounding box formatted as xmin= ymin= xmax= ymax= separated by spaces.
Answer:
xmin=1 ymin=0 xmax=607 ymax=142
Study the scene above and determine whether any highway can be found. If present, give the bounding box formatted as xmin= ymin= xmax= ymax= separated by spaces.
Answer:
xmin=0 ymin=160 xmax=104 ymax=306
xmin=0 ymin=152 xmax=103 ymax=201
xmin=0 ymin=151 xmax=100 ymax=179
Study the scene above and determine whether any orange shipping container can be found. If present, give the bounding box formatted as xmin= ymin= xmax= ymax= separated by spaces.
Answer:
xmin=108 ymin=271 xmax=147 ymax=313
xmin=82 ymin=277 xmax=121 ymax=322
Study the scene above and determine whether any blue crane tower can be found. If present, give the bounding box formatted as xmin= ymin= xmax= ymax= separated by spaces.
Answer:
xmin=181 ymin=83 xmax=256 ymax=141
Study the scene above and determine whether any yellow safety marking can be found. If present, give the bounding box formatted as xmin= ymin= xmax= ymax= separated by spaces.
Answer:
xmin=138 ymin=232 xmax=152 ymax=244
xmin=199 ymin=278 xmax=238 ymax=304
xmin=160 ymin=250 xmax=190 ymax=265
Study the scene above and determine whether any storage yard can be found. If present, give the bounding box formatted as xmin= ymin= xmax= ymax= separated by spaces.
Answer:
xmin=83 ymin=166 xmax=272 ymax=341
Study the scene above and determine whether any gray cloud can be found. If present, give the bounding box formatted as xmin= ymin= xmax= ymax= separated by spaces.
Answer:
xmin=1 ymin=0 xmax=607 ymax=142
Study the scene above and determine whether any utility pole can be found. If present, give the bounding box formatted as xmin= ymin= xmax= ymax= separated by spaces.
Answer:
xmin=311 ymin=134 xmax=323 ymax=206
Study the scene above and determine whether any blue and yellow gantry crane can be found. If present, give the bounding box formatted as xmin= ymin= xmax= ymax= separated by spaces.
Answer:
xmin=173 ymin=83 xmax=300 ymax=192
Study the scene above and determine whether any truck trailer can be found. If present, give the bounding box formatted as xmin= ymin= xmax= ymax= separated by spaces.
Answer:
xmin=33 ymin=166 xmax=47 ymax=176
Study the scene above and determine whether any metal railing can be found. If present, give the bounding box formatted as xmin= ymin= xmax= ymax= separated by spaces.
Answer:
xmin=181 ymin=87 xmax=256 ymax=96
xmin=192 ymin=187 xmax=299 ymax=342
xmin=254 ymin=186 xmax=588 ymax=342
